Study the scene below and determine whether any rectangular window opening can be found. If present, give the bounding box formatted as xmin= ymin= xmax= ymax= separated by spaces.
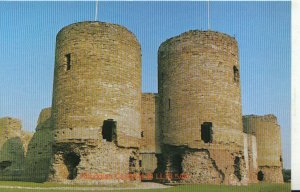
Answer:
xmin=66 ymin=53 xmax=71 ymax=71
xmin=201 ymin=122 xmax=213 ymax=143
xmin=233 ymin=66 xmax=239 ymax=82
xmin=102 ymin=119 xmax=117 ymax=142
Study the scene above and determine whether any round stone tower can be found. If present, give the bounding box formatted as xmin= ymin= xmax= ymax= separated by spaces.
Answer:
xmin=243 ymin=115 xmax=283 ymax=183
xmin=158 ymin=30 xmax=247 ymax=185
xmin=50 ymin=21 xmax=141 ymax=183
xmin=52 ymin=21 xmax=141 ymax=147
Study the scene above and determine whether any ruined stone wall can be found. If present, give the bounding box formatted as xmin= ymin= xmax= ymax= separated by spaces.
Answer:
xmin=160 ymin=145 xmax=247 ymax=185
xmin=20 ymin=131 xmax=33 ymax=155
xmin=51 ymin=143 xmax=140 ymax=184
xmin=243 ymin=115 xmax=283 ymax=183
xmin=23 ymin=107 xmax=53 ymax=182
xmin=36 ymin=107 xmax=52 ymax=131
xmin=51 ymin=21 xmax=141 ymax=148
xmin=243 ymin=133 xmax=258 ymax=183
xmin=157 ymin=30 xmax=246 ymax=185
xmin=140 ymin=153 xmax=157 ymax=181
xmin=141 ymin=93 xmax=161 ymax=153
xmin=0 ymin=138 xmax=25 ymax=181
xmin=0 ymin=117 xmax=32 ymax=181
xmin=0 ymin=118 xmax=22 ymax=146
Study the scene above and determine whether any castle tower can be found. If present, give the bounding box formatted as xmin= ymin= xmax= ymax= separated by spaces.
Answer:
xmin=51 ymin=21 xmax=142 ymax=183
xmin=158 ymin=30 xmax=247 ymax=185
xmin=243 ymin=115 xmax=284 ymax=183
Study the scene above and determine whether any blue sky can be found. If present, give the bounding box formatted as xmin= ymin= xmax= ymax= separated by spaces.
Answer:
xmin=0 ymin=1 xmax=291 ymax=169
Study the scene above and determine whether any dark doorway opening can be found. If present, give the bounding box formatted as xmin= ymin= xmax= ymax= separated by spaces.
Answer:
xmin=102 ymin=119 xmax=117 ymax=142
xmin=172 ymin=154 xmax=183 ymax=180
xmin=64 ymin=152 xmax=80 ymax=180
xmin=234 ymin=157 xmax=242 ymax=181
xmin=201 ymin=122 xmax=213 ymax=143
xmin=257 ymin=170 xmax=264 ymax=181
xmin=0 ymin=161 xmax=12 ymax=171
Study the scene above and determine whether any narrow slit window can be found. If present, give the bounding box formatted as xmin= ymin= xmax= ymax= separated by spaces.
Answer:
xmin=66 ymin=53 xmax=71 ymax=71
xmin=168 ymin=98 xmax=171 ymax=110
xmin=233 ymin=66 xmax=239 ymax=82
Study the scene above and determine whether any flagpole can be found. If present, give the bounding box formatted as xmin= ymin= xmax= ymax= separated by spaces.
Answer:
xmin=95 ymin=0 xmax=99 ymax=21
xmin=208 ymin=0 xmax=210 ymax=30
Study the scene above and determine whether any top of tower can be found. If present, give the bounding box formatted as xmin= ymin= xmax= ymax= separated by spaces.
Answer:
xmin=159 ymin=30 xmax=237 ymax=49
xmin=56 ymin=21 xmax=139 ymax=44
xmin=243 ymin=114 xmax=278 ymax=123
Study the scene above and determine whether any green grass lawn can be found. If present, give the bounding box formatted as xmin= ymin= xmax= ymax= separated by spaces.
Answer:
xmin=0 ymin=181 xmax=291 ymax=192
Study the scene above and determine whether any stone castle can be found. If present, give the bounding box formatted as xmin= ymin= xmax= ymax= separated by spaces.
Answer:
xmin=0 ymin=21 xmax=284 ymax=185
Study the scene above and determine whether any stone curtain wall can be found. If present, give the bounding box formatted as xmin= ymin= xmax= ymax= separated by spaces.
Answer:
xmin=141 ymin=93 xmax=161 ymax=154
xmin=243 ymin=115 xmax=284 ymax=183
xmin=52 ymin=21 xmax=141 ymax=148
xmin=140 ymin=94 xmax=161 ymax=180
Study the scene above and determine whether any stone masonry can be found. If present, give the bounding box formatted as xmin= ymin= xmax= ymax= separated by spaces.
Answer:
xmin=0 ymin=22 xmax=285 ymax=186
xmin=140 ymin=93 xmax=161 ymax=181
xmin=0 ymin=117 xmax=32 ymax=181
xmin=243 ymin=115 xmax=284 ymax=183
xmin=157 ymin=30 xmax=247 ymax=185
xmin=50 ymin=21 xmax=142 ymax=184
xmin=23 ymin=108 xmax=53 ymax=182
